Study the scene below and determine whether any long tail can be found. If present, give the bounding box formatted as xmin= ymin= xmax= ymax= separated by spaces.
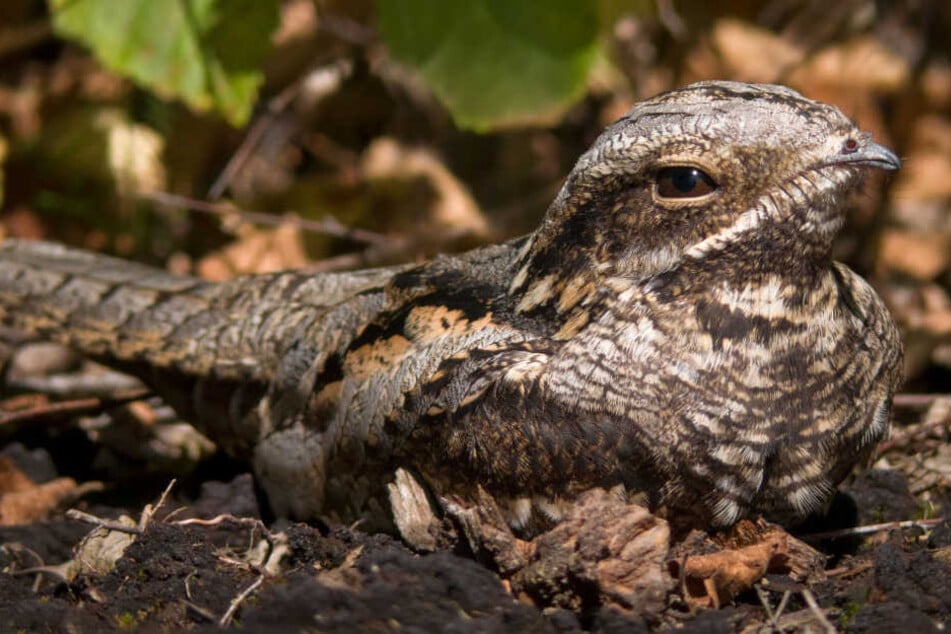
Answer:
xmin=0 ymin=239 xmax=286 ymax=385
xmin=0 ymin=239 xmax=397 ymax=378
xmin=0 ymin=239 xmax=396 ymax=457
xmin=0 ymin=239 xmax=224 ymax=369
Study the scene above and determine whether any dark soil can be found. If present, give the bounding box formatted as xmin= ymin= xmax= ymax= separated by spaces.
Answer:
xmin=0 ymin=458 xmax=949 ymax=633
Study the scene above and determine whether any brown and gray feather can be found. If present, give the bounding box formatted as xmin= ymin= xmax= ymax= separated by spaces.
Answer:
xmin=0 ymin=81 xmax=903 ymax=534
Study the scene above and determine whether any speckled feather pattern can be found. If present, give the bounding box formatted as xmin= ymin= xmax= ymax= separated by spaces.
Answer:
xmin=0 ymin=81 xmax=902 ymax=534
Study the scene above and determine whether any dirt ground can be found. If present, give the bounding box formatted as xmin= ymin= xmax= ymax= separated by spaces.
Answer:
xmin=0 ymin=395 xmax=949 ymax=633
xmin=0 ymin=3 xmax=949 ymax=632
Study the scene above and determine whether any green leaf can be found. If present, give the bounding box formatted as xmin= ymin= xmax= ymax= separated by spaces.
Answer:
xmin=377 ymin=0 xmax=599 ymax=130
xmin=48 ymin=0 xmax=279 ymax=127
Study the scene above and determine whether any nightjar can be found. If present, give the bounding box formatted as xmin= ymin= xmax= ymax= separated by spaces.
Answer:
xmin=0 ymin=81 xmax=903 ymax=535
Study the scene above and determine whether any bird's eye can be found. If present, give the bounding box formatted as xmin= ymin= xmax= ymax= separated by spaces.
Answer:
xmin=655 ymin=167 xmax=718 ymax=199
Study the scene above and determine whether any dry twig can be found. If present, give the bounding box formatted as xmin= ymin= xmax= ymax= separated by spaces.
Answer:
xmin=801 ymin=588 xmax=837 ymax=633
xmin=219 ymin=574 xmax=265 ymax=627
xmin=893 ymin=393 xmax=951 ymax=408
xmin=140 ymin=190 xmax=393 ymax=246
xmin=0 ymin=389 xmax=150 ymax=431
xmin=65 ymin=509 xmax=142 ymax=535
xmin=803 ymin=517 xmax=946 ymax=541
xmin=175 ymin=514 xmax=276 ymax=565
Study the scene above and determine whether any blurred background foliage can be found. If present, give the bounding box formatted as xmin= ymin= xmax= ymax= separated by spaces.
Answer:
xmin=0 ymin=0 xmax=949 ymax=390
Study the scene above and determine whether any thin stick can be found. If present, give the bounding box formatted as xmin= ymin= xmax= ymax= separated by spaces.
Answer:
xmin=893 ymin=393 xmax=951 ymax=408
xmin=825 ymin=561 xmax=873 ymax=578
xmin=139 ymin=479 xmax=177 ymax=530
xmin=65 ymin=509 xmax=142 ymax=535
xmin=139 ymin=190 xmax=392 ymax=246
xmin=755 ymin=585 xmax=777 ymax=622
xmin=206 ymin=80 xmax=302 ymax=200
xmin=803 ymin=517 xmax=945 ymax=541
xmin=774 ymin=591 xmax=791 ymax=622
xmin=219 ymin=575 xmax=264 ymax=627
xmin=801 ymin=588 xmax=837 ymax=633
xmin=176 ymin=514 xmax=275 ymax=563
xmin=0 ymin=389 xmax=151 ymax=428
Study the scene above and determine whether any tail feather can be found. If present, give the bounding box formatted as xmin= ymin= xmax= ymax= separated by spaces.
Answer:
xmin=0 ymin=239 xmax=401 ymax=382
xmin=0 ymin=239 xmax=397 ymax=460
xmin=0 ymin=239 xmax=247 ymax=375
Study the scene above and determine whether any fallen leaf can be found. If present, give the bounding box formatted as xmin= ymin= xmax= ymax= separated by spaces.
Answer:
xmin=197 ymin=222 xmax=310 ymax=280
xmin=444 ymin=486 xmax=533 ymax=577
xmin=668 ymin=520 xmax=825 ymax=609
xmin=710 ymin=19 xmax=803 ymax=83
xmin=74 ymin=515 xmax=139 ymax=576
xmin=362 ymin=138 xmax=490 ymax=243
xmin=890 ymin=115 xmax=951 ymax=230
xmin=102 ymin=109 xmax=166 ymax=195
xmin=674 ymin=535 xmax=783 ymax=609
xmin=790 ymin=35 xmax=910 ymax=92
xmin=878 ymin=230 xmax=951 ymax=280
xmin=0 ymin=457 xmax=100 ymax=525
xmin=0 ymin=456 xmax=35 ymax=493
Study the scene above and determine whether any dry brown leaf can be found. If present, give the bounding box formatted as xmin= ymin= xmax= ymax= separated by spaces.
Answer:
xmin=0 ymin=457 xmax=87 ymax=525
xmin=896 ymin=152 xmax=951 ymax=203
xmin=918 ymin=310 xmax=951 ymax=336
xmin=710 ymin=19 xmax=804 ymax=83
xmin=888 ymin=284 xmax=951 ymax=378
xmin=272 ymin=0 xmax=317 ymax=47
xmin=790 ymin=36 xmax=910 ymax=92
xmin=878 ymin=230 xmax=951 ymax=280
xmin=441 ymin=487 xmax=672 ymax=614
xmin=890 ymin=115 xmax=951 ymax=230
xmin=669 ymin=520 xmax=825 ymax=609
xmin=102 ymin=110 xmax=166 ymax=196
xmin=1 ymin=206 xmax=46 ymax=240
xmin=197 ymin=223 xmax=310 ymax=280
xmin=922 ymin=61 xmax=951 ymax=108
xmin=0 ymin=456 xmax=36 ymax=493
xmin=897 ymin=285 xmax=951 ymax=338
xmin=313 ymin=545 xmax=365 ymax=592
xmin=445 ymin=486 xmax=533 ymax=576
xmin=74 ymin=515 xmax=138 ymax=576
xmin=676 ymin=535 xmax=783 ymax=609
xmin=388 ymin=467 xmax=441 ymax=552
xmin=362 ymin=138 xmax=490 ymax=242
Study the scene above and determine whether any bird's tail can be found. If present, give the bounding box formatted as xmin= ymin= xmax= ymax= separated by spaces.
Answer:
xmin=0 ymin=239 xmax=234 ymax=370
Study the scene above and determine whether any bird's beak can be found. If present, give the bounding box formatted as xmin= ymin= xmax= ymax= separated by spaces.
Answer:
xmin=832 ymin=140 xmax=902 ymax=171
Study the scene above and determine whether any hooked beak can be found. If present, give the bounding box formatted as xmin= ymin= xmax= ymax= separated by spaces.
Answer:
xmin=830 ymin=139 xmax=902 ymax=171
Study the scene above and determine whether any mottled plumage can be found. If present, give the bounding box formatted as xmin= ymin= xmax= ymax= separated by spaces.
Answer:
xmin=0 ymin=81 xmax=902 ymax=535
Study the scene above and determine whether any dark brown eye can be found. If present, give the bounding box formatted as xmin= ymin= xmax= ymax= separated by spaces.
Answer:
xmin=655 ymin=167 xmax=717 ymax=199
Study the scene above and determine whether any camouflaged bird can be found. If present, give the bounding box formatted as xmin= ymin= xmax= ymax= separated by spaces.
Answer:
xmin=0 ymin=81 xmax=902 ymax=535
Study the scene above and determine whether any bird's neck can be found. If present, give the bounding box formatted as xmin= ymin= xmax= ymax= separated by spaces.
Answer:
xmin=507 ymin=234 xmax=605 ymax=335
xmin=508 ymin=221 xmax=835 ymax=333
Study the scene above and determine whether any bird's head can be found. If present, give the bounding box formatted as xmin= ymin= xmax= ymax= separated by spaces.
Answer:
xmin=511 ymin=81 xmax=900 ymax=315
